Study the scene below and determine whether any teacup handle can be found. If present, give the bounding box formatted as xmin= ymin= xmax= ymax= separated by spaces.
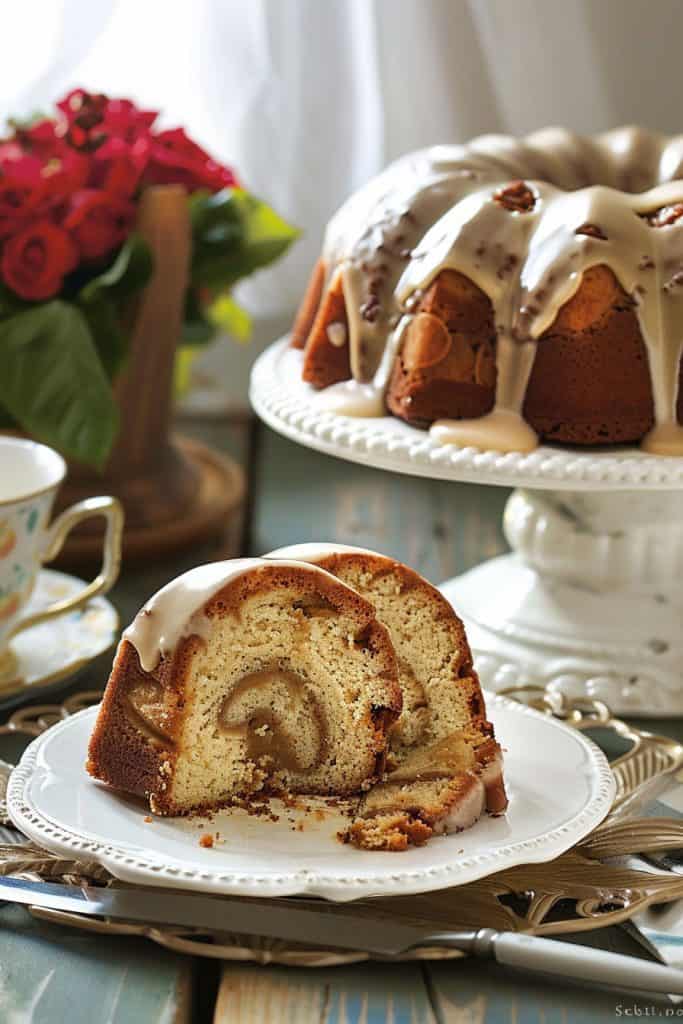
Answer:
xmin=8 ymin=495 xmax=124 ymax=640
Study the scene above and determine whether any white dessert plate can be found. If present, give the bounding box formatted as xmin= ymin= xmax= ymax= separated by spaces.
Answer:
xmin=0 ymin=569 xmax=118 ymax=712
xmin=8 ymin=694 xmax=614 ymax=902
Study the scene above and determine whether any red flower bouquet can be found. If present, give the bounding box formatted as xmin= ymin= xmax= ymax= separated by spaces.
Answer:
xmin=0 ymin=89 xmax=297 ymax=467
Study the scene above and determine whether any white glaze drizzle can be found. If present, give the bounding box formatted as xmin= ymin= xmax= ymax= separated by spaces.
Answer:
xmin=310 ymin=316 xmax=411 ymax=417
xmin=314 ymin=126 xmax=683 ymax=453
xmin=123 ymin=557 xmax=350 ymax=672
xmin=266 ymin=542 xmax=379 ymax=563
xmin=433 ymin=775 xmax=486 ymax=835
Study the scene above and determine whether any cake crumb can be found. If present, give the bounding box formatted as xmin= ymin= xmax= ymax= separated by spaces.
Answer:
xmin=143 ymin=815 xmax=153 ymax=823
xmin=199 ymin=833 xmax=214 ymax=848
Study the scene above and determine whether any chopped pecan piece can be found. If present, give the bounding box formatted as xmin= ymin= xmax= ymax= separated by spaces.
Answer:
xmin=640 ymin=204 xmax=683 ymax=228
xmin=576 ymin=223 xmax=607 ymax=240
xmin=493 ymin=180 xmax=536 ymax=213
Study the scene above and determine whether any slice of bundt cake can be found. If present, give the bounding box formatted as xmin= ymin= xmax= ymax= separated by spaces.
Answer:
xmin=344 ymin=734 xmax=488 ymax=851
xmin=267 ymin=543 xmax=508 ymax=833
xmin=87 ymin=558 xmax=401 ymax=815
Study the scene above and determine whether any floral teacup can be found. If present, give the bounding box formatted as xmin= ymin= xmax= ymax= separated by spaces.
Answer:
xmin=0 ymin=436 xmax=123 ymax=683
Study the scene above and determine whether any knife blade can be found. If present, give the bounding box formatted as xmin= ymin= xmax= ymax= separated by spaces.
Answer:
xmin=2 ymin=875 xmax=683 ymax=995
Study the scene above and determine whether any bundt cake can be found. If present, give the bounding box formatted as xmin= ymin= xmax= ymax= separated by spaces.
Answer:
xmin=87 ymin=558 xmax=402 ymax=815
xmin=292 ymin=126 xmax=683 ymax=454
xmin=268 ymin=543 xmax=507 ymax=848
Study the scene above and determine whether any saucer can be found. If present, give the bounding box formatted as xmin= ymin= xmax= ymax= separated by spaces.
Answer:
xmin=0 ymin=569 xmax=118 ymax=712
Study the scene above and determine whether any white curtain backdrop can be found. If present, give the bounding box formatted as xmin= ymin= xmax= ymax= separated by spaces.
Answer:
xmin=2 ymin=0 xmax=681 ymax=319
xmin=1 ymin=0 xmax=680 ymax=407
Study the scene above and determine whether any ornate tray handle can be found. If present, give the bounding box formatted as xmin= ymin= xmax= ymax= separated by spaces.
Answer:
xmin=499 ymin=685 xmax=683 ymax=818
xmin=0 ymin=691 xmax=102 ymax=739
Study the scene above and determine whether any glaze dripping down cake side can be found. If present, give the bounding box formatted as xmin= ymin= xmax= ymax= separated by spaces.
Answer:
xmin=291 ymin=126 xmax=683 ymax=455
xmin=87 ymin=558 xmax=401 ymax=815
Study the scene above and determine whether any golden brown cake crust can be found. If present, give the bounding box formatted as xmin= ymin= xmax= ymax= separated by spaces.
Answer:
xmin=291 ymin=258 xmax=325 ymax=350
xmin=383 ymin=264 xmax=679 ymax=444
xmin=301 ymin=269 xmax=351 ymax=389
xmin=86 ymin=637 xmax=188 ymax=802
xmin=386 ymin=270 xmax=497 ymax=425
xmin=524 ymin=265 xmax=658 ymax=443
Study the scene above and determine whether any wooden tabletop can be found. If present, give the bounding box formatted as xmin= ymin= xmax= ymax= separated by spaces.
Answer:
xmin=0 ymin=414 xmax=677 ymax=1023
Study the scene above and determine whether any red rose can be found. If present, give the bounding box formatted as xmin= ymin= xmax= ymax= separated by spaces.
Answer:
xmin=92 ymin=135 xmax=150 ymax=197
xmin=2 ymin=220 xmax=77 ymax=300
xmin=0 ymin=160 xmax=54 ymax=239
xmin=0 ymin=182 xmax=47 ymax=238
xmin=58 ymin=90 xmax=157 ymax=145
xmin=63 ymin=189 xmax=135 ymax=261
xmin=100 ymin=97 xmax=157 ymax=140
xmin=146 ymin=128 xmax=237 ymax=192
xmin=43 ymin=148 xmax=91 ymax=196
xmin=14 ymin=118 xmax=65 ymax=161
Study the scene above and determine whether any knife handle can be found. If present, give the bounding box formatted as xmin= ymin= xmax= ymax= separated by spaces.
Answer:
xmin=494 ymin=932 xmax=683 ymax=995
xmin=424 ymin=930 xmax=683 ymax=996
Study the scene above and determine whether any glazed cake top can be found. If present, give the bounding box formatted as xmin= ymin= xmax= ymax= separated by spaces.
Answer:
xmin=123 ymin=557 xmax=355 ymax=672
xmin=314 ymin=126 xmax=683 ymax=454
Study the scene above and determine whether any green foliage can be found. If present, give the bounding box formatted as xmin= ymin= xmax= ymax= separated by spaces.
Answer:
xmin=209 ymin=293 xmax=251 ymax=342
xmin=181 ymin=188 xmax=296 ymax=350
xmin=79 ymin=233 xmax=153 ymax=306
xmin=189 ymin=187 xmax=299 ymax=294
xmin=181 ymin=287 xmax=215 ymax=346
xmin=77 ymin=233 xmax=153 ymax=379
xmin=0 ymin=301 xmax=118 ymax=469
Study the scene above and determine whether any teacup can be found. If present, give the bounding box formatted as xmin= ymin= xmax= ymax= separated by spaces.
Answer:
xmin=0 ymin=436 xmax=123 ymax=683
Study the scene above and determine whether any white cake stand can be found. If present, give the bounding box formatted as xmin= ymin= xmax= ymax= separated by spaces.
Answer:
xmin=251 ymin=337 xmax=683 ymax=718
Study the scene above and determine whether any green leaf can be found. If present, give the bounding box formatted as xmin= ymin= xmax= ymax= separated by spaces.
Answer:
xmin=79 ymin=233 xmax=153 ymax=306
xmin=188 ymin=188 xmax=243 ymax=242
xmin=79 ymin=297 xmax=127 ymax=379
xmin=190 ymin=188 xmax=299 ymax=291
xmin=182 ymin=287 xmax=215 ymax=346
xmin=0 ymin=301 xmax=118 ymax=468
xmin=0 ymin=283 xmax=30 ymax=318
xmin=209 ymin=293 xmax=252 ymax=342
xmin=0 ymin=402 xmax=16 ymax=429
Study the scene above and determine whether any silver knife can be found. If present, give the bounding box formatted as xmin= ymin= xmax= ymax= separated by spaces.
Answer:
xmin=1 ymin=875 xmax=681 ymax=995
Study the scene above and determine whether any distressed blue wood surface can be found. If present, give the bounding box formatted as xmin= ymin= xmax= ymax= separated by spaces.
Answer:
xmin=0 ymin=903 xmax=191 ymax=1023
xmin=248 ymin=426 xmax=509 ymax=584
